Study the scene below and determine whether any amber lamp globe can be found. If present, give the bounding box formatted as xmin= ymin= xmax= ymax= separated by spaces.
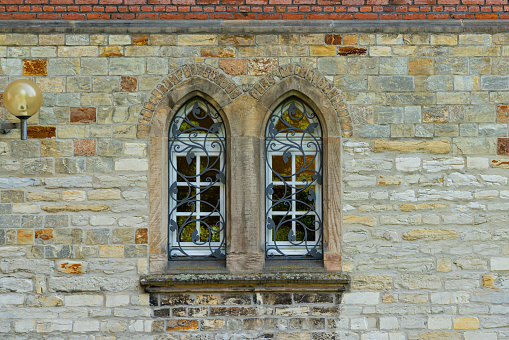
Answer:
xmin=3 ymin=79 xmax=43 ymax=118
xmin=2 ymin=79 xmax=43 ymax=140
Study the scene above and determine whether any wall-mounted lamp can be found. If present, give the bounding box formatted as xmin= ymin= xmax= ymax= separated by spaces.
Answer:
xmin=0 ymin=79 xmax=43 ymax=140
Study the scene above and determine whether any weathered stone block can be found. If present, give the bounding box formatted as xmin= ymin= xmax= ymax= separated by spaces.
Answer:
xmin=403 ymin=228 xmax=458 ymax=241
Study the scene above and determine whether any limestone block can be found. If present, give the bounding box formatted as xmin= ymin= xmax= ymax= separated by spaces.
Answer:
xmin=491 ymin=257 xmax=509 ymax=270
xmin=375 ymin=140 xmax=451 ymax=154
xmin=0 ymin=277 xmax=33 ymax=293
xmin=41 ymin=204 xmax=109 ymax=213
xmin=396 ymin=157 xmax=421 ymax=172
xmin=109 ymin=35 xmax=131 ymax=45
xmin=178 ymin=35 xmax=217 ymax=46
xmin=44 ymin=176 xmax=92 ymax=189
xmin=430 ymin=292 xmax=469 ymax=304
xmin=36 ymin=320 xmax=73 ymax=333
xmin=464 ymin=333 xmax=497 ymax=340
xmin=62 ymin=190 xmax=86 ymax=202
xmin=73 ymin=320 xmax=100 ymax=332
xmin=343 ymin=175 xmax=377 ymax=187
xmin=87 ymin=189 xmax=121 ymax=201
xmin=351 ymin=275 xmax=392 ymax=290
xmin=395 ymin=274 xmax=441 ymax=290
xmin=402 ymin=229 xmax=458 ymax=241
xmin=115 ymin=159 xmax=148 ymax=171
xmin=0 ymin=259 xmax=52 ymax=275
xmin=124 ymin=143 xmax=147 ymax=157
xmin=342 ymin=292 xmax=379 ymax=305
xmin=453 ymin=317 xmax=480 ymax=330
xmin=343 ymin=216 xmax=376 ymax=227
xmin=25 ymin=295 xmax=63 ymax=307
xmin=428 ymin=316 xmax=451 ymax=330
xmin=99 ymin=245 xmax=124 ymax=258
xmin=0 ymin=294 xmax=24 ymax=306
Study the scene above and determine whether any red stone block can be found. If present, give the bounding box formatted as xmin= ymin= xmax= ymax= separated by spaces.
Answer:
xmin=219 ymin=59 xmax=246 ymax=75
xmin=74 ymin=139 xmax=96 ymax=156
xmin=135 ymin=228 xmax=148 ymax=244
xmin=27 ymin=126 xmax=56 ymax=139
xmin=121 ymin=76 xmax=137 ymax=92
xmin=35 ymin=229 xmax=53 ymax=241
xmin=498 ymin=138 xmax=509 ymax=155
xmin=337 ymin=46 xmax=367 ymax=55
xmin=70 ymin=107 xmax=96 ymax=124
xmin=325 ymin=34 xmax=342 ymax=45
xmin=132 ymin=34 xmax=149 ymax=45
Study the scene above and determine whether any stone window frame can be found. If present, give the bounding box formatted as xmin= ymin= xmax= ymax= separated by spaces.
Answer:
xmin=143 ymin=64 xmax=347 ymax=274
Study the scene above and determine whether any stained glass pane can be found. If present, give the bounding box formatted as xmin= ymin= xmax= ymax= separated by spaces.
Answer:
xmin=272 ymin=155 xmax=292 ymax=181
xmin=200 ymin=186 xmax=220 ymax=212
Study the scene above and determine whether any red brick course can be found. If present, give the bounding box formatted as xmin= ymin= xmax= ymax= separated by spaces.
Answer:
xmin=0 ymin=0 xmax=506 ymax=19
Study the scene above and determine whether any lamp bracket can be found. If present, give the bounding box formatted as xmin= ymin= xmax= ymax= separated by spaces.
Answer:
xmin=0 ymin=122 xmax=20 ymax=134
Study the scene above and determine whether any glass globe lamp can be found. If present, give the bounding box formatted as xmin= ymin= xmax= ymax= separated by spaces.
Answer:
xmin=1 ymin=79 xmax=43 ymax=140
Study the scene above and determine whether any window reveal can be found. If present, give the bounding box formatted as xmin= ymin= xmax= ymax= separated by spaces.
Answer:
xmin=168 ymin=98 xmax=226 ymax=260
xmin=265 ymin=97 xmax=323 ymax=259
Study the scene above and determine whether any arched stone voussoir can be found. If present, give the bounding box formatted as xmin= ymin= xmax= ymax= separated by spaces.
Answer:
xmin=136 ymin=63 xmax=242 ymax=139
xmin=248 ymin=64 xmax=353 ymax=138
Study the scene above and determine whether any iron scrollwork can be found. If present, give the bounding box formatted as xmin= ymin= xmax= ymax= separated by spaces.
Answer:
xmin=168 ymin=98 xmax=226 ymax=260
xmin=265 ymin=97 xmax=323 ymax=259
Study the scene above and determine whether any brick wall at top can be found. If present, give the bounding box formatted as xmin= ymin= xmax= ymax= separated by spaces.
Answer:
xmin=2 ymin=0 xmax=508 ymax=21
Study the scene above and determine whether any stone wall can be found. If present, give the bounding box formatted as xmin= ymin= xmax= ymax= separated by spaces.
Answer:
xmin=0 ymin=30 xmax=509 ymax=339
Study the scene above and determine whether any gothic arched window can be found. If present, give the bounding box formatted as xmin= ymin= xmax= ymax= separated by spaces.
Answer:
xmin=265 ymin=97 xmax=323 ymax=259
xmin=168 ymin=97 xmax=226 ymax=260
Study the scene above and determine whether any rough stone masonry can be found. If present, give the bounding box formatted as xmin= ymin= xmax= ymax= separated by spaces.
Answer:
xmin=0 ymin=24 xmax=509 ymax=339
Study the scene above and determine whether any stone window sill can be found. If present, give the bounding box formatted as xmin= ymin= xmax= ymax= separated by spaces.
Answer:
xmin=140 ymin=273 xmax=350 ymax=293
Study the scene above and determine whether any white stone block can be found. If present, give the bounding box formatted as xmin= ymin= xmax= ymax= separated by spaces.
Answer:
xmin=361 ymin=332 xmax=389 ymax=340
xmin=342 ymin=292 xmax=380 ymax=305
xmin=65 ymin=295 xmax=103 ymax=307
xmin=396 ymin=157 xmax=420 ymax=172
xmin=464 ymin=332 xmax=497 ymax=340
xmin=481 ymin=174 xmax=508 ymax=185
xmin=0 ymin=278 xmax=33 ymax=293
xmin=128 ymin=320 xmax=144 ymax=332
xmin=90 ymin=216 xmax=116 ymax=226
xmin=124 ymin=143 xmax=147 ymax=156
xmin=12 ymin=204 xmax=40 ymax=214
xmin=105 ymin=294 xmax=130 ymax=307
xmin=114 ymin=159 xmax=148 ymax=171
xmin=36 ymin=320 xmax=73 ymax=332
xmin=14 ymin=320 xmax=35 ymax=333
xmin=122 ymin=190 xmax=147 ymax=200
xmin=430 ymin=292 xmax=470 ymax=304
xmin=380 ymin=317 xmax=399 ymax=330
xmin=491 ymin=257 xmax=509 ymax=271
xmin=73 ymin=320 xmax=100 ymax=332
xmin=467 ymin=157 xmax=489 ymax=170
xmin=389 ymin=333 xmax=405 ymax=340
xmin=428 ymin=316 xmax=451 ymax=329
xmin=351 ymin=317 xmax=368 ymax=330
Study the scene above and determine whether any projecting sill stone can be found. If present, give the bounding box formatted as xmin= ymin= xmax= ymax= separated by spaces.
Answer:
xmin=140 ymin=273 xmax=349 ymax=293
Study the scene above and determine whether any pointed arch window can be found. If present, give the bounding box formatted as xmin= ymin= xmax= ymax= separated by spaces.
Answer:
xmin=168 ymin=97 xmax=226 ymax=260
xmin=265 ymin=97 xmax=323 ymax=259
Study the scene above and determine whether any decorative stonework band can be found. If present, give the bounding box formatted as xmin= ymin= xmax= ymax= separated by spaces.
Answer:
xmin=136 ymin=63 xmax=352 ymax=139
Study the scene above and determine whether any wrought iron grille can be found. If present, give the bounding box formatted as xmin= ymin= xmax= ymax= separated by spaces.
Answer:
xmin=168 ymin=98 xmax=226 ymax=260
xmin=265 ymin=97 xmax=323 ymax=259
